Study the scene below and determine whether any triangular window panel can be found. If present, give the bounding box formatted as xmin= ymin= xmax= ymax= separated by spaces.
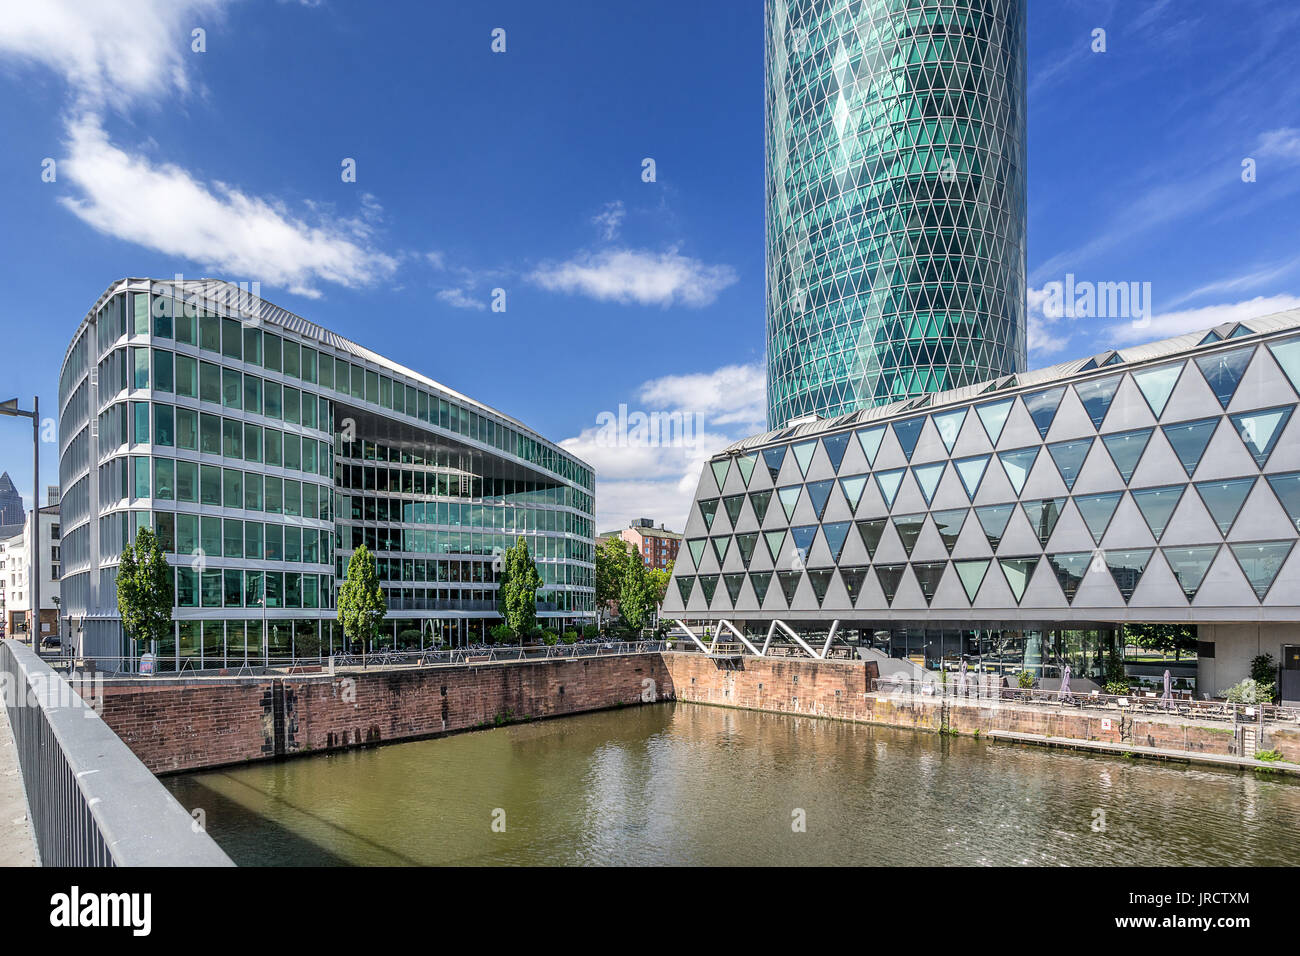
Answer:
xmin=764 ymin=530 xmax=786 ymax=563
xmin=975 ymin=503 xmax=1015 ymax=551
xmin=1268 ymin=338 xmax=1300 ymax=397
xmin=790 ymin=525 xmax=817 ymax=562
xmin=711 ymin=536 xmax=731 ymax=565
xmin=1195 ymin=347 xmax=1254 ymax=408
xmin=762 ymin=446 xmax=786 ymax=483
xmin=839 ymin=475 xmax=868 ymax=512
xmin=806 ymin=479 xmax=835 ymax=520
xmin=932 ymin=408 xmax=967 ymax=453
xmin=776 ymin=570 xmax=801 ymax=604
xmin=874 ymin=468 xmax=906 ymax=509
xmin=1194 ymin=477 xmax=1255 ymax=536
xmin=912 ymin=462 xmax=946 ymax=506
xmin=676 ymin=576 xmax=694 ymax=605
xmin=1229 ymin=541 xmax=1294 ymax=600
xmin=735 ymin=532 xmax=758 ymax=569
xmin=698 ymin=574 xmax=719 ymax=604
xmin=892 ymin=416 xmax=926 ymax=461
xmin=749 ymin=489 xmax=773 ymax=524
xmin=1200 ymin=330 xmax=1222 ymax=345
xmin=875 ymin=564 xmax=907 ymax=605
xmin=1046 ymin=552 xmax=1093 ymax=603
xmin=822 ymin=433 xmax=850 ymax=473
xmin=1104 ymin=549 xmax=1153 ymax=602
xmin=1074 ymin=491 xmax=1123 ymax=545
xmin=723 ymin=572 xmax=745 ymax=604
xmin=976 ymin=398 xmax=1013 ymax=445
xmin=722 ymin=494 xmax=746 ymax=527
xmin=931 ymin=508 xmax=968 ymax=554
xmin=777 ymin=485 xmax=801 ymax=522
xmin=1131 ymin=485 xmax=1184 ymax=541
xmin=1023 ymin=387 xmax=1066 ymax=439
xmin=1132 ymin=364 xmax=1183 ymax=419
xmin=791 ymin=441 xmax=817 ymax=478
xmin=807 ymin=569 xmax=834 ymax=606
xmin=1162 ymin=418 xmax=1219 ymax=477
xmin=998 ymin=447 xmax=1040 ymax=496
xmin=1229 ymin=324 xmax=1254 ymax=338
xmin=892 ymin=513 xmax=927 ymax=557
xmin=1074 ymin=375 xmax=1122 ymax=429
xmin=999 ymin=557 xmax=1038 ymax=604
xmin=822 ymin=521 xmax=852 ymax=563
xmin=1163 ymin=545 xmax=1219 ymax=602
xmin=687 ymin=538 xmax=706 ymax=568
xmin=710 ymin=459 xmax=730 ymax=492
xmin=855 ymin=518 xmax=887 ymax=558
xmin=1022 ymin=498 xmax=1066 ymax=547
xmin=856 ymin=426 xmax=885 ymax=466
xmin=954 ymin=455 xmax=989 ymax=500
xmin=1101 ymin=428 xmax=1152 ymax=483
xmin=699 ymin=498 xmax=719 ymax=531
xmin=840 ymin=566 xmax=870 ymax=605
xmin=954 ymin=559 xmax=990 ymax=603
xmin=749 ymin=571 xmax=772 ymax=605
xmin=1266 ymin=472 xmax=1300 ymax=532
xmin=1229 ymin=405 xmax=1294 ymax=467
xmin=736 ymin=453 xmax=757 ymax=488
xmin=1047 ymin=438 xmax=1094 ymax=491
xmin=912 ymin=561 xmax=947 ymax=606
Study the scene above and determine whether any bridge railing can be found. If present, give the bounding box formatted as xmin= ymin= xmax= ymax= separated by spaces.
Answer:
xmin=0 ymin=639 xmax=234 ymax=866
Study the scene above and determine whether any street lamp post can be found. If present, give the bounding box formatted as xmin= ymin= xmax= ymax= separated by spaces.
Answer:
xmin=0 ymin=397 xmax=39 ymax=648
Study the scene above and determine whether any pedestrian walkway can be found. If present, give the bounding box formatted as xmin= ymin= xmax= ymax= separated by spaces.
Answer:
xmin=0 ymin=704 xmax=37 ymax=865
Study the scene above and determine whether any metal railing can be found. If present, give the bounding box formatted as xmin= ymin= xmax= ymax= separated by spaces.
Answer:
xmin=869 ymin=676 xmax=1298 ymax=724
xmin=0 ymin=639 xmax=234 ymax=866
xmin=58 ymin=641 xmax=669 ymax=677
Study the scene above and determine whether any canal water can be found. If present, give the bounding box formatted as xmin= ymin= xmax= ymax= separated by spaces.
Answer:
xmin=163 ymin=703 xmax=1300 ymax=866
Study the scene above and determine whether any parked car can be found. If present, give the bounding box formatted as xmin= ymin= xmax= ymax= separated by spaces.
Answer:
xmin=40 ymin=634 xmax=61 ymax=650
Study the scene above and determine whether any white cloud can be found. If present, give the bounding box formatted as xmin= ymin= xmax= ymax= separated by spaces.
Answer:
xmin=1103 ymin=293 xmax=1300 ymax=345
xmin=58 ymin=114 xmax=398 ymax=298
xmin=591 ymin=200 xmax=625 ymax=241
xmin=560 ymin=362 xmax=765 ymax=532
xmin=435 ymin=287 xmax=486 ymax=310
xmin=1026 ymin=285 xmax=1072 ymax=359
xmin=1258 ymin=127 xmax=1300 ymax=161
xmin=0 ymin=0 xmax=230 ymax=110
xmin=529 ymin=247 xmax=738 ymax=308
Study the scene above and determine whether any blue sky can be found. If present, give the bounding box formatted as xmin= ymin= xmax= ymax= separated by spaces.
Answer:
xmin=1 ymin=0 xmax=1298 ymax=534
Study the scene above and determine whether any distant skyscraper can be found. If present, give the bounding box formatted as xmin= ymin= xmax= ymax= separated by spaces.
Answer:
xmin=765 ymin=0 xmax=1028 ymax=428
xmin=0 ymin=472 xmax=24 ymax=532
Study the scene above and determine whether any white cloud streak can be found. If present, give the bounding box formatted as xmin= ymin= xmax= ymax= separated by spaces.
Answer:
xmin=529 ymin=248 xmax=738 ymax=308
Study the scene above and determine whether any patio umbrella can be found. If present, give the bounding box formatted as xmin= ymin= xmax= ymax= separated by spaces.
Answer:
xmin=1060 ymin=664 xmax=1071 ymax=700
xmin=1162 ymin=668 xmax=1172 ymax=702
xmin=958 ymin=659 xmax=968 ymax=696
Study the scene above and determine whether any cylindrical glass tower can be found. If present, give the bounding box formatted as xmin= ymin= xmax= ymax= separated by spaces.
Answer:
xmin=765 ymin=0 xmax=1027 ymax=428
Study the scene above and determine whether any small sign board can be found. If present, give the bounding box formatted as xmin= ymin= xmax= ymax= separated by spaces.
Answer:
xmin=140 ymin=652 xmax=156 ymax=676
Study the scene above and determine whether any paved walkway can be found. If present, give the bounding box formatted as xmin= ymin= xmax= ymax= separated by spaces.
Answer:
xmin=0 ymin=704 xmax=37 ymax=866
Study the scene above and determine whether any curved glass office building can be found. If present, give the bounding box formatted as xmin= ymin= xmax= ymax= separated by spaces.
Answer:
xmin=58 ymin=279 xmax=595 ymax=668
xmin=765 ymin=0 xmax=1028 ymax=427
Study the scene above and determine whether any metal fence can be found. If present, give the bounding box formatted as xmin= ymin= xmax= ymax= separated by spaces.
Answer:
xmin=0 ymin=639 xmax=234 ymax=866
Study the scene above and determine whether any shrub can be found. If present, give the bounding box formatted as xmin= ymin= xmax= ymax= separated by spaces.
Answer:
xmin=488 ymin=623 xmax=513 ymax=645
xmin=1254 ymin=749 xmax=1283 ymax=762
xmin=1105 ymin=679 xmax=1130 ymax=696
xmin=1223 ymin=678 xmax=1276 ymax=705
xmin=1017 ymin=670 xmax=1036 ymax=690
xmin=582 ymin=624 xmax=598 ymax=640
xmin=542 ymin=629 xmax=560 ymax=646
xmin=1250 ymin=654 xmax=1277 ymax=685
xmin=562 ymin=630 xmax=579 ymax=644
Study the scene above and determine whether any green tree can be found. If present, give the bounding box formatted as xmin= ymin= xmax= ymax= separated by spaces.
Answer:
xmin=595 ymin=536 xmax=634 ymax=625
xmin=337 ymin=544 xmax=387 ymax=653
xmin=618 ymin=555 xmax=655 ymax=632
xmin=498 ymin=536 xmax=542 ymax=638
xmin=646 ymin=560 xmax=674 ymax=609
xmin=1122 ymin=622 xmax=1198 ymax=661
xmin=116 ymin=527 xmax=174 ymax=653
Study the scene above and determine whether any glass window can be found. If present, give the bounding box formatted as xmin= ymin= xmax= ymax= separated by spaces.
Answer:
xmin=264 ymin=429 xmax=282 ymax=467
xmin=132 ymin=347 xmax=149 ymax=389
xmin=244 ymin=472 xmax=263 ymax=511
xmin=245 ymin=521 xmax=264 ymax=559
xmin=176 ymin=460 xmax=198 ymax=503
xmin=301 ymin=394 xmax=317 ymax=430
xmin=265 ymin=523 xmax=283 ymax=561
xmin=335 ymin=358 xmax=349 ymax=394
xmin=318 ymin=352 xmax=333 ymax=389
xmin=155 ymin=510 xmax=175 ymax=552
xmin=242 ymin=327 xmax=261 ymax=366
xmin=201 ymin=569 xmax=223 ymax=607
xmin=153 ymin=349 xmax=174 ymax=393
xmin=177 ymin=567 xmax=198 ymax=607
xmin=301 ymin=348 xmax=317 ymax=384
xmin=199 ymin=314 xmax=220 ymax=353
xmin=243 ymin=375 xmax=262 ymax=414
xmin=175 ymin=354 xmax=197 ymax=398
xmin=244 ymin=424 xmax=262 ymax=463
xmin=222 ymin=368 xmax=242 ymax=408
xmin=133 ymin=292 xmax=150 ymax=335
xmin=351 ymin=364 xmax=364 ymax=400
xmin=224 ymin=519 xmax=243 ymax=558
xmin=223 ymin=467 xmax=242 ymax=508
xmin=132 ymin=456 xmax=150 ymax=498
xmin=131 ymin=401 xmax=150 ymax=443
xmin=200 ymin=464 xmax=222 ymax=506
xmin=283 ymin=433 xmax=300 ymax=471
xmin=152 ymin=404 xmax=175 ymax=449
xmin=152 ymin=297 xmax=173 ymax=339
xmin=263 ymin=332 xmax=281 ymax=372
xmin=176 ymin=513 xmax=197 ymax=554
xmin=221 ymin=318 xmax=242 ymax=361
xmin=284 ymin=526 xmax=302 ymax=563
xmin=265 ymin=476 xmax=283 ymax=514
xmin=284 ymin=479 xmax=301 ymax=517
xmin=201 ymin=515 xmax=222 ymax=556
xmin=222 ymin=418 xmax=242 ymax=458
xmin=199 ymin=413 xmax=221 ymax=454
xmin=199 ymin=361 xmax=221 ymax=404
xmin=153 ymin=457 xmax=175 ymax=500
xmin=283 ymin=339 xmax=300 ymax=378
xmin=224 ymin=568 xmax=243 ymax=607
xmin=264 ymin=380 xmax=282 ymax=419
xmin=175 ymin=407 xmax=197 ymax=450
xmin=174 ymin=310 xmax=196 ymax=346
xmin=284 ymin=386 xmax=300 ymax=425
